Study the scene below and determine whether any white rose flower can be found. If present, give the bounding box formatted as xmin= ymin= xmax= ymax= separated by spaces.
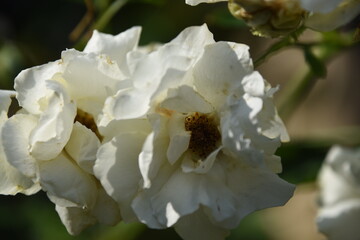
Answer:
xmin=316 ymin=145 xmax=360 ymax=240
xmin=94 ymin=24 xmax=295 ymax=239
xmin=0 ymin=27 xmax=142 ymax=234
xmin=0 ymin=90 xmax=40 ymax=195
xmin=186 ymin=0 xmax=360 ymax=37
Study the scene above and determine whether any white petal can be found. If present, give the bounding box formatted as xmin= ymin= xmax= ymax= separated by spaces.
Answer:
xmin=181 ymin=147 xmax=222 ymax=174
xmin=0 ymin=92 xmax=38 ymax=195
xmin=92 ymin=187 xmax=121 ymax=225
xmin=167 ymin=113 xmax=191 ymax=164
xmin=102 ymin=88 xmax=151 ymax=120
xmin=1 ymin=114 xmax=38 ymax=178
xmin=65 ymin=122 xmax=100 ymax=174
xmin=84 ymin=27 xmax=142 ymax=76
xmin=317 ymin=199 xmax=360 ymax=240
xmin=160 ymin=85 xmax=214 ymax=113
xmin=98 ymin=117 xmax=151 ymax=141
xmin=61 ymin=49 xmax=127 ymax=114
xmin=185 ymin=0 xmax=227 ymax=6
xmin=241 ymin=71 xmax=265 ymax=97
xmin=0 ymin=151 xmax=40 ymax=195
xmin=29 ymin=81 xmax=76 ymax=160
xmin=14 ymin=61 xmax=63 ymax=114
xmin=305 ymin=0 xmax=360 ymax=31
xmin=168 ymin=24 xmax=215 ymax=58
xmin=39 ymin=152 xmax=97 ymax=209
xmin=139 ymin=114 xmax=169 ymax=188
xmin=0 ymin=90 xmax=15 ymax=116
xmin=94 ymin=132 xmax=146 ymax=222
xmin=151 ymin=163 xmax=237 ymax=227
xmin=318 ymin=146 xmax=360 ymax=206
xmin=55 ymin=205 xmax=97 ymax=236
xmin=131 ymin=162 xmax=178 ymax=229
xmin=300 ymin=0 xmax=344 ymax=13
xmin=225 ymin=162 xmax=295 ymax=228
xmin=193 ymin=42 xmax=252 ymax=109
xmin=174 ymin=208 xmax=230 ymax=240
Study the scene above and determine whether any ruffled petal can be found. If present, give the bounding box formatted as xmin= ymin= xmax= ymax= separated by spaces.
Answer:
xmin=224 ymin=161 xmax=295 ymax=228
xmin=84 ymin=27 xmax=142 ymax=76
xmin=305 ymin=0 xmax=360 ymax=31
xmin=65 ymin=122 xmax=100 ymax=174
xmin=193 ymin=42 xmax=252 ymax=109
xmin=1 ymin=114 xmax=38 ymax=178
xmin=55 ymin=205 xmax=97 ymax=236
xmin=14 ymin=61 xmax=63 ymax=114
xmin=150 ymin=162 xmax=238 ymax=227
xmin=39 ymin=152 xmax=97 ymax=209
xmin=61 ymin=49 xmax=127 ymax=116
xmin=139 ymin=114 xmax=169 ymax=189
xmin=185 ymin=0 xmax=228 ymax=7
xmin=28 ymin=81 xmax=76 ymax=161
xmin=160 ymin=85 xmax=214 ymax=114
xmin=92 ymin=187 xmax=121 ymax=225
xmin=317 ymin=199 xmax=360 ymax=240
xmin=167 ymin=113 xmax=191 ymax=164
xmin=0 ymin=151 xmax=40 ymax=195
xmin=94 ymin=132 xmax=147 ymax=222
xmin=300 ymin=0 xmax=344 ymax=13
xmin=174 ymin=208 xmax=230 ymax=240
xmin=0 ymin=90 xmax=15 ymax=115
xmin=181 ymin=147 xmax=222 ymax=174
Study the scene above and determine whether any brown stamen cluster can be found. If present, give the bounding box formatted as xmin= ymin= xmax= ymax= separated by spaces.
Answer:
xmin=74 ymin=109 xmax=103 ymax=141
xmin=185 ymin=112 xmax=221 ymax=159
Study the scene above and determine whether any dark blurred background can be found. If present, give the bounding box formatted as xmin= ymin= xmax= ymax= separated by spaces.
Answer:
xmin=0 ymin=0 xmax=359 ymax=239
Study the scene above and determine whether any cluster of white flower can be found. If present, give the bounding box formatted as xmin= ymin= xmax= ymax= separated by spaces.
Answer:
xmin=317 ymin=146 xmax=360 ymax=240
xmin=0 ymin=25 xmax=295 ymax=239
xmin=186 ymin=0 xmax=360 ymax=37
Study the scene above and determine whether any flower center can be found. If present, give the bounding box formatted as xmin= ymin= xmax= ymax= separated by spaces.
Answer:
xmin=74 ymin=109 xmax=103 ymax=141
xmin=184 ymin=112 xmax=221 ymax=159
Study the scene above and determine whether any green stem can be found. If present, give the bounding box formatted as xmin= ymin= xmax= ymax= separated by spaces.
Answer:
xmin=93 ymin=0 xmax=129 ymax=31
xmin=74 ymin=0 xmax=129 ymax=49
xmin=278 ymin=42 xmax=354 ymax=122
xmin=254 ymin=27 xmax=306 ymax=68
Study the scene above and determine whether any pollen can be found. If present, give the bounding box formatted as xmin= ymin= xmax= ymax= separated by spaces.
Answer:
xmin=184 ymin=112 xmax=221 ymax=159
xmin=75 ymin=109 xmax=103 ymax=141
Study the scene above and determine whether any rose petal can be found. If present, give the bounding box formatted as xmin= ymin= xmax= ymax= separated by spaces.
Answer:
xmin=92 ymin=187 xmax=121 ymax=225
xmin=94 ymin=132 xmax=146 ymax=222
xmin=84 ymin=27 xmax=141 ymax=76
xmin=317 ymin=199 xmax=360 ymax=240
xmin=61 ymin=49 xmax=127 ymax=116
xmin=1 ymin=114 xmax=38 ymax=178
xmin=185 ymin=0 xmax=227 ymax=6
xmin=300 ymin=0 xmax=344 ymax=13
xmin=167 ymin=113 xmax=191 ymax=164
xmin=14 ymin=61 xmax=63 ymax=114
xmin=160 ymin=85 xmax=214 ymax=114
xmin=55 ymin=205 xmax=97 ymax=236
xmin=174 ymin=208 xmax=230 ymax=240
xmin=65 ymin=122 xmax=100 ymax=174
xmin=39 ymin=152 xmax=97 ymax=209
xmin=139 ymin=114 xmax=169 ymax=188
xmin=29 ymin=81 xmax=76 ymax=160
xmin=193 ymin=42 xmax=252 ymax=109
xmin=305 ymin=0 xmax=360 ymax=31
